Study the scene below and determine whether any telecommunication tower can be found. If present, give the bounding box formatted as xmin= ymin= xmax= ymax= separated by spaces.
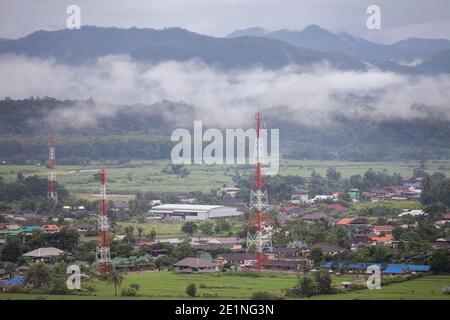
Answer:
xmin=96 ymin=167 xmax=111 ymax=274
xmin=246 ymin=112 xmax=272 ymax=272
xmin=47 ymin=136 xmax=57 ymax=202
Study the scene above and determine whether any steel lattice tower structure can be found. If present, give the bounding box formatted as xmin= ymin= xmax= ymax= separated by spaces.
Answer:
xmin=96 ymin=167 xmax=111 ymax=274
xmin=246 ymin=112 xmax=272 ymax=272
xmin=47 ymin=136 xmax=57 ymax=202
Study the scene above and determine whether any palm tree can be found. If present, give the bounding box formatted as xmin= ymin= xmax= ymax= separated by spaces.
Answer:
xmin=107 ymin=267 xmax=124 ymax=296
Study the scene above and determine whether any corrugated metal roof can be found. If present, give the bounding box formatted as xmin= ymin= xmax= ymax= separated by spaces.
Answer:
xmin=173 ymin=257 xmax=216 ymax=268
xmin=323 ymin=262 xmax=431 ymax=274
xmin=23 ymin=247 xmax=64 ymax=257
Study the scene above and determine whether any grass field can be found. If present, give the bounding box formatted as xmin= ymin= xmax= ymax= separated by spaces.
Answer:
xmin=117 ymin=221 xmax=186 ymax=238
xmin=0 ymin=272 xmax=449 ymax=300
xmin=311 ymin=275 xmax=450 ymax=300
xmin=116 ymin=218 xmax=245 ymax=238
xmin=2 ymin=159 xmax=450 ymax=195
xmin=350 ymin=200 xmax=422 ymax=211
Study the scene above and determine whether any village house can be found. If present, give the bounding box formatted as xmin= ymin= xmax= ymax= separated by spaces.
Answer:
xmin=149 ymin=200 xmax=162 ymax=207
xmin=110 ymin=255 xmax=156 ymax=272
xmin=323 ymin=262 xmax=431 ymax=276
xmin=262 ymin=260 xmax=304 ymax=271
xmin=279 ymin=206 xmax=306 ymax=216
xmin=373 ymin=225 xmax=395 ymax=235
xmin=15 ymin=266 xmax=29 ymax=276
xmin=337 ymin=217 xmax=369 ymax=229
xmin=41 ymin=224 xmax=61 ymax=233
xmin=326 ymin=204 xmax=348 ymax=213
xmin=22 ymin=247 xmax=65 ymax=263
xmin=289 ymin=188 xmax=309 ymax=204
xmin=158 ymin=238 xmax=183 ymax=245
xmin=266 ymin=246 xmax=308 ymax=260
xmin=432 ymin=238 xmax=450 ymax=250
xmin=0 ymin=269 xmax=7 ymax=280
xmin=368 ymin=188 xmax=393 ymax=200
xmin=351 ymin=234 xmax=375 ymax=250
xmin=288 ymin=240 xmax=308 ymax=249
xmin=300 ymin=212 xmax=337 ymax=224
xmin=72 ymin=223 xmax=95 ymax=233
xmin=310 ymin=194 xmax=335 ymax=203
xmin=347 ymin=189 xmax=360 ymax=201
xmin=145 ymin=248 xmax=170 ymax=257
xmin=136 ymin=238 xmax=158 ymax=248
xmin=217 ymin=186 xmax=241 ymax=198
xmin=318 ymin=244 xmax=345 ymax=255
xmin=214 ymin=252 xmax=257 ymax=266
xmin=6 ymin=224 xmax=21 ymax=231
xmin=190 ymin=237 xmax=223 ymax=249
xmin=112 ymin=200 xmax=130 ymax=211
xmin=399 ymin=209 xmax=427 ymax=217
xmin=21 ymin=226 xmax=44 ymax=235
xmin=173 ymin=257 xmax=218 ymax=273
xmin=371 ymin=233 xmax=394 ymax=246
xmin=435 ymin=213 xmax=450 ymax=227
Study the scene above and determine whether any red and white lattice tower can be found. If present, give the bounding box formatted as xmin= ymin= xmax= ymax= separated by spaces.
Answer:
xmin=47 ymin=136 xmax=57 ymax=202
xmin=96 ymin=167 xmax=111 ymax=274
xmin=246 ymin=112 xmax=272 ymax=272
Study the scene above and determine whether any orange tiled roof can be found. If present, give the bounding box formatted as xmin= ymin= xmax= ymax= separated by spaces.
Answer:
xmin=337 ymin=218 xmax=354 ymax=225
xmin=326 ymin=204 xmax=348 ymax=212
xmin=372 ymin=234 xmax=393 ymax=243
xmin=42 ymin=224 xmax=60 ymax=230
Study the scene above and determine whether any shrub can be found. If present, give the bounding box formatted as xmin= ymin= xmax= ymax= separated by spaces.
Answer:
xmin=297 ymin=276 xmax=316 ymax=297
xmin=443 ymin=286 xmax=450 ymax=295
xmin=5 ymin=285 xmax=22 ymax=294
xmin=250 ymin=291 xmax=281 ymax=300
xmin=121 ymin=287 xmax=138 ymax=297
xmin=186 ymin=283 xmax=196 ymax=297
xmin=129 ymin=283 xmax=141 ymax=291
xmin=49 ymin=278 xmax=69 ymax=295
xmin=85 ymin=284 xmax=96 ymax=293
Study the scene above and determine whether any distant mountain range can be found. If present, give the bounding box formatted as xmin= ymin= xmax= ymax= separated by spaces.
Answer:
xmin=0 ymin=25 xmax=449 ymax=74
xmin=228 ymin=25 xmax=450 ymax=73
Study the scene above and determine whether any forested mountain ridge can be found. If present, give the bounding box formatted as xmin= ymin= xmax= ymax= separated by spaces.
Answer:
xmin=228 ymin=25 xmax=450 ymax=73
xmin=0 ymin=26 xmax=366 ymax=71
xmin=1 ymin=25 xmax=450 ymax=74
xmin=1 ymin=98 xmax=450 ymax=163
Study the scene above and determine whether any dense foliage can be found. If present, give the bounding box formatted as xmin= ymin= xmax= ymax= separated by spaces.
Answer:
xmin=2 ymin=98 xmax=450 ymax=163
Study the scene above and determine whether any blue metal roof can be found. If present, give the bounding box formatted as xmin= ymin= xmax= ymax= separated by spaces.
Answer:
xmin=403 ymin=182 xmax=422 ymax=188
xmin=323 ymin=262 xmax=430 ymax=274
xmin=382 ymin=264 xmax=431 ymax=274
xmin=1 ymin=276 xmax=24 ymax=287
xmin=22 ymin=226 xmax=43 ymax=232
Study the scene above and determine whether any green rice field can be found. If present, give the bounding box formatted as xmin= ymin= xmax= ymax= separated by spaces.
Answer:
xmin=0 ymin=272 xmax=449 ymax=300
xmin=1 ymin=159 xmax=450 ymax=195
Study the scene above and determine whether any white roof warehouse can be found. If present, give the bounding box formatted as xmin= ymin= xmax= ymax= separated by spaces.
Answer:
xmin=148 ymin=204 xmax=242 ymax=221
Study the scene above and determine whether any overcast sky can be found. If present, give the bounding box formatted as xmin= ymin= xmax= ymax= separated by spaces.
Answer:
xmin=1 ymin=0 xmax=450 ymax=43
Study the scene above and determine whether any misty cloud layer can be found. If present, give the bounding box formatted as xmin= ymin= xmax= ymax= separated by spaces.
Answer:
xmin=1 ymin=54 xmax=450 ymax=128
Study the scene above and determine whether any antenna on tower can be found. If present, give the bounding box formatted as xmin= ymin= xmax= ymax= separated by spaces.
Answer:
xmin=47 ymin=136 xmax=57 ymax=202
xmin=96 ymin=167 xmax=111 ymax=274
xmin=246 ymin=111 xmax=272 ymax=272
